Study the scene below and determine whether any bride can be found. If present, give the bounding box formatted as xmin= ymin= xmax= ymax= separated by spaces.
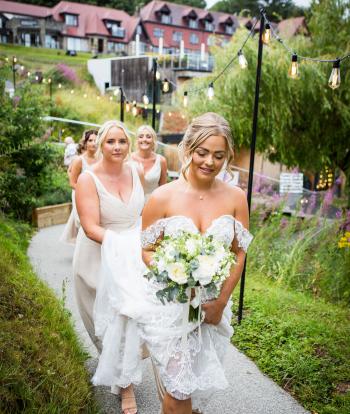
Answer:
xmin=139 ymin=112 xmax=253 ymax=414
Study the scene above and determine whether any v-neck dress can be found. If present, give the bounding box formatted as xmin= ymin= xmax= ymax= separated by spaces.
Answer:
xmin=72 ymin=162 xmax=144 ymax=352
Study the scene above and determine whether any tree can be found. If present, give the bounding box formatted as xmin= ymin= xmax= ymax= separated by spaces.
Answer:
xmin=181 ymin=28 xmax=350 ymax=201
xmin=211 ymin=0 xmax=305 ymax=20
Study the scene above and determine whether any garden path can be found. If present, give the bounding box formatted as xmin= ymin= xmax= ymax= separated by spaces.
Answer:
xmin=28 ymin=224 xmax=309 ymax=414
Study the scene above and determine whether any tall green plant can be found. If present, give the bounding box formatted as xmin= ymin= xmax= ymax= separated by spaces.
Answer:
xmin=183 ymin=27 xmax=350 ymax=201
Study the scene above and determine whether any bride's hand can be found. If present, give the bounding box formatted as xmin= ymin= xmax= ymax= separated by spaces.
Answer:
xmin=201 ymin=299 xmax=226 ymax=325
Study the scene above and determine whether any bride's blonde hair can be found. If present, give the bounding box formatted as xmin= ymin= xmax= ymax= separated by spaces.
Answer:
xmin=96 ymin=120 xmax=131 ymax=158
xmin=178 ymin=112 xmax=234 ymax=178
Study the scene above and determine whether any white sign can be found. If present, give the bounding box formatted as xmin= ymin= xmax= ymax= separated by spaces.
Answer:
xmin=280 ymin=173 xmax=303 ymax=194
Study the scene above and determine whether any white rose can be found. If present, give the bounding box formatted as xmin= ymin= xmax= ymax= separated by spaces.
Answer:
xmin=156 ymin=257 xmax=167 ymax=272
xmin=192 ymin=255 xmax=219 ymax=286
xmin=185 ymin=239 xmax=200 ymax=256
xmin=166 ymin=262 xmax=188 ymax=285
xmin=163 ymin=245 xmax=176 ymax=261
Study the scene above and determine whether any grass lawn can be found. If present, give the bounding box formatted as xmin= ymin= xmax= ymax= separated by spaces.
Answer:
xmin=232 ymin=273 xmax=350 ymax=414
xmin=0 ymin=216 xmax=98 ymax=413
xmin=0 ymin=43 xmax=93 ymax=67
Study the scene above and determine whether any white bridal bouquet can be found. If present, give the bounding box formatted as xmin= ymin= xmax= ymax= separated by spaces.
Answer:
xmin=144 ymin=231 xmax=236 ymax=321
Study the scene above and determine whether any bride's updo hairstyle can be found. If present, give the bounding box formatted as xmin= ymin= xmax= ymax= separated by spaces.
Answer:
xmin=96 ymin=120 xmax=131 ymax=158
xmin=178 ymin=112 xmax=234 ymax=179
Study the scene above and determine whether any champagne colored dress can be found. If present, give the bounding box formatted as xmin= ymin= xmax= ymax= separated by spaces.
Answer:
xmin=72 ymin=162 xmax=144 ymax=352
xmin=60 ymin=156 xmax=93 ymax=245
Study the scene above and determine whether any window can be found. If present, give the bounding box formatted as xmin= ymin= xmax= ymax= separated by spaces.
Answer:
xmin=207 ymin=36 xmax=215 ymax=46
xmin=205 ymin=21 xmax=214 ymax=31
xmin=188 ymin=19 xmax=198 ymax=29
xmin=65 ymin=14 xmax=78 ymax=26
xmin=153 ymin=28 xmax=164 ymax=38
xmin=172 ymin=31 xmax=182 ymax=42
xmin=67 ymin=37 xmax=88 ymax=52
xmin=106 ymin=22 xmax=125 ymax=38
xmin=190 ymin=33 xmax=199 ymax=44
xmin=108 ymin=42 xmax=125 ymax=52
xmin=161 ymin=14 xmax=172 ymax=24
xmin=225 ymin=25 xmax=234 ymax=35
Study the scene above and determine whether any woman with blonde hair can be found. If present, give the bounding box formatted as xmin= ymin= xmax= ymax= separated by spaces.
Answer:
xmin=138 ymin=112 xmax=253 ymax=414
xmin=60 ymin=129 xmax=98 ymax=244
xmin=131 ymin=125 xmax=167 ymax=201
xmin=74 ymin=120 xmax=145 ymax=414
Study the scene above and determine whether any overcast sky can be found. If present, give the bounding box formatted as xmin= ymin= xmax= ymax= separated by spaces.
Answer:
xmin=206 ymin=0 xmax=312 ymax=10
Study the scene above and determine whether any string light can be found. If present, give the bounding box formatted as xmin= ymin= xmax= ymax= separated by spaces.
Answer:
xmin=97 ymin=96 xmax=101 ymax=100
xmin=238 ymin=50 xmax=248 ymax=69
xmin=113 ymin=88 xmax=119 ymax=96
xmin=13 ymin=56 xmax=17 ymax=63
xmin=183 ymin=91 xmax=188 ymax=107
xmin=162 ymin=79 xmax=169 ymax=93
xmin=288 ymin=54 xmax=300 ymax=79
xmin=70 ymin=89 xmax=74 ymax=94
xmin=156 ymin=70 xmax=161 ymax=80
xmin=27 ymin=71 xmax=31 ymax=77
xmin=20 ymin=65 xmax=24 ymax=71
xmin=207 ymin=83 xmax=214 ymax=100
xmin=328 ymin=59 xmax=341 ymax=89
xmin=125 ymin=101 xmax=131 ymax=112
xmin=58 ymin=83 xmax=62 ymax=88
xmin=109 ymin=96 xmax=113 ymax=101
xmin=83 ymin=93 xmax=87 ymax=98
xmin=142 ymin=94 xmax=149 ymax=105
xmin=48 ymin=78 xmax=52 ymax=84
xmin=132 ymin=104 xmax=138 ymax=117
xmin=35 ymin=75 xmax=39 ymax=81
xmin=262 ymin=23 xmax=271 ymax=45
xmin=168 ymin=112 xmax=172 ymax=117
xmin=5 ymin=57 xmax=9 ymax=62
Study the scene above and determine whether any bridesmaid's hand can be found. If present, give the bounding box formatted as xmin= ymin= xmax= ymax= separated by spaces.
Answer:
xmin=201 ymin=299 xmax=226 ymax=325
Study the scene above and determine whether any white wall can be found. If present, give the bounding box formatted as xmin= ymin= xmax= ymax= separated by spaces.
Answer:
xmin=87 ymin=58 xmax=112 ymax=94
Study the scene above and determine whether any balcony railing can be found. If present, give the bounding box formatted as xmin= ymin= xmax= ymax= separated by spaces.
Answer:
xmin=157 ymin=53 xmax=215 ymax=72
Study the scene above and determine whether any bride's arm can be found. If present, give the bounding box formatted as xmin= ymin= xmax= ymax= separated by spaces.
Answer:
xmin=76 ymin=173 xmax=105 ymax=244
xmin=202 ymin=188 xmax=250 ymax=325
xmin=141 ymin=188 xmax=167 ymax=267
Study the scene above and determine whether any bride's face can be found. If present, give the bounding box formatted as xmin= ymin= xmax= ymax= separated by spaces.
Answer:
xmin=191 ymin=135 xmax=227 ymax=180
xmin=102 ymin=127 xmax=129 ymax=162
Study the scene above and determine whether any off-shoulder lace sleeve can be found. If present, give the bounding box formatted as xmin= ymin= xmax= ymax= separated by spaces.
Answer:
xmin=234 ymin=219 xmax=253 ymax=252
xmin=141 ymin=219 xmax=167 ymax=248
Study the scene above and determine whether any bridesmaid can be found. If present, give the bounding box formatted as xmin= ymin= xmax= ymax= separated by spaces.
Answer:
xmin=131 ymin=125 xmax=168 ymax=201
xmin=60 ymin=129 xmax=98 ymax=244
xmin=74 ymin=120 xmax=144 ymax=414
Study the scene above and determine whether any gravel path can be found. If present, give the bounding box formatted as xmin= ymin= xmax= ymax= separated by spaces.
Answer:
xmin=28 ymin=224 xmax=309 ymax=414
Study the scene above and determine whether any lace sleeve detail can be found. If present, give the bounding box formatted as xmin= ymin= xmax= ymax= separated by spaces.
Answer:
xmin=234 ymin=219 xmax=253 ymax=252
xmin=141 ymin=219 xmax=167 ymax=248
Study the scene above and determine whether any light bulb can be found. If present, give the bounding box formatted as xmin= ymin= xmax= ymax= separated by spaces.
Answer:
xmin=27 ymin=71 xmax=31 ymax=77
xmin=83 ymin=93 xmax=87 ymax=98
xmin=43 ymin=78 xmax=46 ymax=83
xmin=48 ymin=78 xmax=52 ymax=84
xmin=207 ymin=83 xmax=214 ymax=100
xmin=58 ymin=83 xmax=62 ymax=88
xmin=328 ymin=59 xmax=341 ymax=89
xmin=13 ymin=56 xmax=17 ymax=63
xmin=20 ymin=65 xmax=24 ymax=71
xmin=35 ymin=75 xmax=39 ymax=81
xmin=183 ymin=91 xmax=188 ymax=107
xmin=132 ymin=100 xmax=136 ymax=105
xmin=5 ymin=57 xmax=9 ymax=62
xmin=162 ymin=79 xmax=169 ymax=93
xmin=126 ymin=101 xmax=130 ymax=112
xmin=132 ymin=104 xmax=138 ymax=117
xmin=238 ymin=51 xmax=248 ymax=69
xmin=262 ymin=24 xmax=271 ymax=45
xmin=109 ymin=96 xmax=113 ymax=101
xmin=70 ymin=89 xmax=74 ymax=94
xmin=97 ymin=96 xmax=101 ymax=100
xmin=113 ymin=89 xmax=119 ymax=96
xmin=156 ymin=70 xmax=160 ymax=80
xmin=168 ymin=112 xmax=172 ymax=117
xmin=288 ymin=54 xmax=300 ymax=79
xmin=143 ymin=94 xmax=149 ymax=105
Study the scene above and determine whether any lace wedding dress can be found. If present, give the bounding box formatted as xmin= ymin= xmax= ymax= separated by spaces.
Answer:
xmin=139 ymin=215 xmax=253 ymax=412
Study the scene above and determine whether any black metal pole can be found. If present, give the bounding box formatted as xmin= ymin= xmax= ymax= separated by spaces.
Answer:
xmin=238 ymin=11 xmax=265 ymax=324
xmin=12 ymin=56 xmax=16 ymax=91
xmin=152 ymin=58 xmax=157 ymax=130
xmin=120 ymin=86 xmax=124 ymax=122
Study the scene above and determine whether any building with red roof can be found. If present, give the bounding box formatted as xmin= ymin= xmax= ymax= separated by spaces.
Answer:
xmin=0 ymin=0 xmax=144 ymax=53
xmin=139 ymin=0 xmax=239 ymax=55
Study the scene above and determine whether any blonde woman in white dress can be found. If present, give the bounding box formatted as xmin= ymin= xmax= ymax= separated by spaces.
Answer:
xmin=131 ymin=125 xmax=167 ymax=201
xmin=74 ymin=121 xmax=144 ymax=414
xmin=60 ymin=130 xmax=98 ymax=244
xmin=139 ymin=113 xmax=253 ymax=414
